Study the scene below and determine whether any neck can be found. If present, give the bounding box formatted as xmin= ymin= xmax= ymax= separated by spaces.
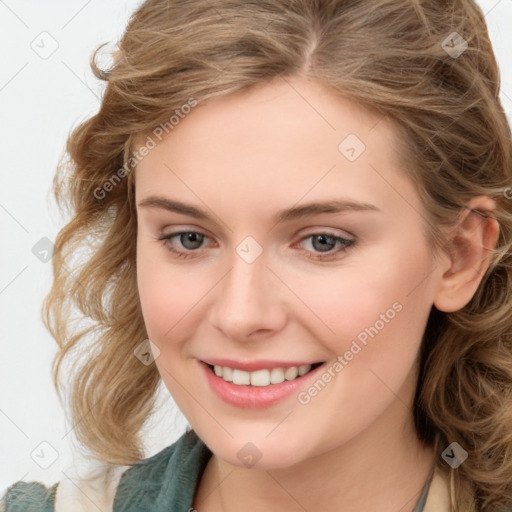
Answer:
xmin=194 ymin=398 xmax=435 ymax=512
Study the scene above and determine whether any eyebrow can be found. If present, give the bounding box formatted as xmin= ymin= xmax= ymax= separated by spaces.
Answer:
xmin=137 ymin=196 xmax=381 ymax=224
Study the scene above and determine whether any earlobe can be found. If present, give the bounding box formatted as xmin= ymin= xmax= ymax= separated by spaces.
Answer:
xmin=433 ymin=196 xmax=500 ymax=313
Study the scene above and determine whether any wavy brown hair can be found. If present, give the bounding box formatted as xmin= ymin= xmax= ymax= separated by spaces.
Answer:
xmin=44 ymin=0 xmax=512 ymax=510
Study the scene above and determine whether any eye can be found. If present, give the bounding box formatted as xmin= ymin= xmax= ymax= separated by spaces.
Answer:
xmin=158 ymin=230 xmax=355 ymax=261
xmin=158 ymin=230 xmax=211 ymax=259
xmin=296 ymin=232 xmax=355 ymax=260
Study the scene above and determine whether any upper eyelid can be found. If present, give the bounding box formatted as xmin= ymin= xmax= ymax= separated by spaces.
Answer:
xmin=159 ymin=229 xmax=355 ymax=247
xmin=159 ymin=224 xmax=355 ymax=239
xmin=159 ymin=229 xmax=216 ymax=244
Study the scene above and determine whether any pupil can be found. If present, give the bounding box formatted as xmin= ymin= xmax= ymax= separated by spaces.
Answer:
xmin=313 ymin=234 xmax=335 ymax=252
xmin=182 ymin=232 xmax=203 ymax=249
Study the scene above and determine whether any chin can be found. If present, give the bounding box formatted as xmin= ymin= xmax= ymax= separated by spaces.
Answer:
xmin=210 ymin=436 xmax=312 ymax=471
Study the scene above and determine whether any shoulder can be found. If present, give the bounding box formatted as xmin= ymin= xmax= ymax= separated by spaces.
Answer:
xmin=113 ymin=428 xmax=212 ymax=511
xmin=1 ymin=480 xmax=58 ymax=512
xmin=0 ymin=429 xmax=211 ymax=512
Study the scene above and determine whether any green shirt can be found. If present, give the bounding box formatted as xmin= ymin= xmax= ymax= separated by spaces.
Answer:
xmin=1 ymin=428 xmax=432 ymax=511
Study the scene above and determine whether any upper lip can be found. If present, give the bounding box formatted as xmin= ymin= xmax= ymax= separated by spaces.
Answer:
xmin=201 ymin=358 xmax=323 ymax=372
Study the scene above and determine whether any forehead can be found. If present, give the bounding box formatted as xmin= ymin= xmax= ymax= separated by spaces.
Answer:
xmin=133 ymin=76 xmax=399 ymax=162
xmin=133 ymin=77 xmax=419 ymax=219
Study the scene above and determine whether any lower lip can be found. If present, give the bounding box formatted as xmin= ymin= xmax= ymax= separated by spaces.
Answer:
xmin=199 ymin=360 xmax=326 ymax=409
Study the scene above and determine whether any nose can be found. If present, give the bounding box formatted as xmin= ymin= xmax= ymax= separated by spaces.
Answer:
xmin=207 ymin=245 xmax=287 ymax=342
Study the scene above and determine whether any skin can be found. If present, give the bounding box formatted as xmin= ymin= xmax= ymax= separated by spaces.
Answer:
xmin=134 ymin=76 xmax=499 ymax=512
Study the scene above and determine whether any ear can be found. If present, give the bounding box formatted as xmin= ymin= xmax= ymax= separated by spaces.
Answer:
xmin=433 ymin=196 xmax=500 ymax=313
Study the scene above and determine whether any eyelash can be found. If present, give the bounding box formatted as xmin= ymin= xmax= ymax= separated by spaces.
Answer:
xmin=157 ymin=230 xmax=355 ymax=261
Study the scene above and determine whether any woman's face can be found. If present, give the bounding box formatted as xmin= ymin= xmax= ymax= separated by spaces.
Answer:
xmin=135 ymin=77 xmax=446 ymax=469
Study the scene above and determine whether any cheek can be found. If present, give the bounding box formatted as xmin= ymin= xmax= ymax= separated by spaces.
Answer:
xmin=287 ymin=235 xmax=436 ymax=360
xmin=136 ymin=241 xmax=201 ymax=346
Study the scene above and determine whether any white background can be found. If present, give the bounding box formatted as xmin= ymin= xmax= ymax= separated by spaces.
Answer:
xmin=1 ymin=0 xmax=511 ymax=496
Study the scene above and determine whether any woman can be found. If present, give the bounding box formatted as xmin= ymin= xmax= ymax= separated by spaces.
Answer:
xmin=2 ymin=1 xmax=512 ymax=510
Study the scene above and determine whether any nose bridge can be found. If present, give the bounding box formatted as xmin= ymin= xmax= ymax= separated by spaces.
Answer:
xmin=208 ymin=237 xmax=285 ymax=340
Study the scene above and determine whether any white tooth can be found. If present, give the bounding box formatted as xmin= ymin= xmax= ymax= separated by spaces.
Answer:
xmin=216 ymin=365 xmax=310 ymax=386
xmin=284 ymin=366 xmax=299 ymax=380
xmin=270 ymin=367 xmax=285 ymax=384
xmin=232 ymin=369 xmax=251 ymax=385
xmin=298 ymin=364 xmax=312 ymax=376
xmin=250 ymin=369 xmax=270 ymax=387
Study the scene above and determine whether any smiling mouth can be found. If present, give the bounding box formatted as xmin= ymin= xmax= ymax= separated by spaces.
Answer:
xmin=206 ymin=362 xmax=324 ymax=387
